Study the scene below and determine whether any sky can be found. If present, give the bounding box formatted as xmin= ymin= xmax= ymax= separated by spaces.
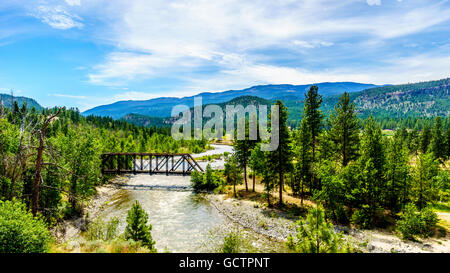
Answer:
xmin=1 ymin=0 xmax=450 ymax=111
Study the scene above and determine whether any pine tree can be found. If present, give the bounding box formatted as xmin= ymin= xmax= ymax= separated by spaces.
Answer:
xmin=249 ymin=144 xmax=264 ymax=192
xmin=266 ymin=100 xmax=293 ymax=206
xmin=420 ymin=125 xmax=432 ymax=154
xmin=124 ymin=201 xmax=156 ymax=251
xmin=293 ymin=119 xmax=312 ymax=205
xmin=328 ymin=92 xmax=360 ymax=166
xmin=412 ymin=152 xmax=439 ymax=210
xmin=407 ymin=128 xmax=419 ymax=156
xmin=302 ymin=86 xmax=323 ymax=190
xmin=286 ymin=205 xmax=346 ymax=253
xmin=385 ymin=134 xmax=410 ymax=211
xmin=233 ymin=120 xmax=257 ymax=191
xmin=303 ymin=86 xmax=323 ymax=162
xmin=223 ymin=154 xmax=243 ymax=198
xmin=356 ymin=116 xmax=385 ymax=227
xmin=261 ymin=162 xmax=276 ymax=207
xmin=430 ymin=116 xmax=445 ymax=161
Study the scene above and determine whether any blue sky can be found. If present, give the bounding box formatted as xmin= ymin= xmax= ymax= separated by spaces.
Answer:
xmin=1 ymin=0 xmax=450 ymax=111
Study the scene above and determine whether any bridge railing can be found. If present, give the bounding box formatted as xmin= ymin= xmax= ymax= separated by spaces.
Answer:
xmin=100 ymin=153 xmax=204 ymax=176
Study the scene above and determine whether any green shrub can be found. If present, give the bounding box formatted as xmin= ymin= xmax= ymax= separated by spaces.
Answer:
xmin=190 ymin=164 xmax=222 ymax=192
xmin=221 ymin=232 xmax=242 ymax=253
xmin=397 ymin=203 xmax=438 ymax=240
xmin=0 ymin=199 xmax=52 ymax=253
xmin=418 ymin=206 xmax=438 ymax=238
xmin=351 ymin=205 xmax=374 ymax=229
xmin=86 ymin=217 xmax=120 ymax=241
xmin=335 ymin=205 xmax=350 ymax=225
xmin=124 ymin=201 xmax=156 ymax=251
xmin=190 ymin=170 xmax=204 ymax=191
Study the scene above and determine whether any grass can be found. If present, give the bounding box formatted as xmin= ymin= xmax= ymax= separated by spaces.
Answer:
xmin=50 ymin=238 xmax=154 ymax=253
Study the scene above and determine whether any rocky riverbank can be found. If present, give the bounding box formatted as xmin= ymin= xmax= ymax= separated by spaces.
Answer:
xmin=205 ymin=193 xmax=450 ymax=253
xmin=51 ymin=175 xmax=129 ymax=243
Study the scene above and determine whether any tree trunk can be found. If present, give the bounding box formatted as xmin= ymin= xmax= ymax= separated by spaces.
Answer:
xmin=301 ymin=179 xmax=304 ymax=207
xmin=252 ymin=172 xmax=255 ymax=192
xmin=279 ymin=171 xmax=283 ymax=206
xmin=233 ymin=180 xmax=236 ymax=198
xmin=244 ymin=164 xmax=248 ymax=191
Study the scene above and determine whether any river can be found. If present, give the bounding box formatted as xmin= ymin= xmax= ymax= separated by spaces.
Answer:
xmin=94 ymin=144 xmax=288 ymax=253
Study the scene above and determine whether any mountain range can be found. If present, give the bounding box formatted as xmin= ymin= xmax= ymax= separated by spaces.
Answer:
xmin=0 ymin=93 xmax=42 ymax=110
xmin=83 ymin=82 xmax=377 ymax=119
xmin=2 ymin=78 xmax=449 ymax=128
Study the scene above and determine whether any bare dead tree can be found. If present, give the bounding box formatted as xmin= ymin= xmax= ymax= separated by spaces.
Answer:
xmin=8 ymin=112 xmax=37 ymax=199
xmin=32 ymin=108 xmax=61 ymax=216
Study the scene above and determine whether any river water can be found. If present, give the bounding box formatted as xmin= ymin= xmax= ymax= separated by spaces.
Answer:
xmin=96 ymin=144 xmax=288 ymax=253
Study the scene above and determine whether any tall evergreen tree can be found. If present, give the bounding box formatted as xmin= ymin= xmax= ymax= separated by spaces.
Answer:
xmin=420 ymin=125 xmax=432 ymax=154
xmin=407 ymin=128 xmax=419 ymax=156
xmin=224 ymin=154 xmax=243 ymax=198
xmin=303 ymin=85 xmax=323 ymax=161
xmin=328 ymin=92 xmax=360 ymax=166
xmin=249 ymin=144 xmax=264 ymax=192
xmin=430 ymin=116 xmax=445 ymax=161
xmin=385 ymin=134 xmax=410 ymax=211
xmin=302 ymin=86 xmax=323 ymax=190
xmin=412 ymin=152 xmax=439 ymax=210
xmin=233 ymin=120 xmax=257 ymax=191
xmin=266 ymin=100 xmax=293 ymax=206
xmin=124 ymin=201 xmax=156 ymax=251
xmin=356 ymin=116 xmax=385 ymax=227
xmin=293 ymin=119 xmax=312 ymax=205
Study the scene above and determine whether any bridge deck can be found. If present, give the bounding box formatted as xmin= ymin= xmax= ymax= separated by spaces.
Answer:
xmin=100 ymin=153 xmax=204 ymax=176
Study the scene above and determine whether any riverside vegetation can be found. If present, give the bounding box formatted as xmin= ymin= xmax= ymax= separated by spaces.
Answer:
xmin=190 ymin=87 xmax=450 ymax=253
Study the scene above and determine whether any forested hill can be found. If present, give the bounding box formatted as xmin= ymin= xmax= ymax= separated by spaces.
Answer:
xmin=82 ymin=82 xmax=376 ymax=119
xmin=347 ymin=78 xmax=449 ymax=118
xmin=122 ymin=113 xmax=168 ymax=127
xmin=122 ymin=96 xmax=271 ymax=127
xmin=0 ymin=93 xmax=42 ymax=110
xmin=285 ymin=78 xmax=450 ymax=126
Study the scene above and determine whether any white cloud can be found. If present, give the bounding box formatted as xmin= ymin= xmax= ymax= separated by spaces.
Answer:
xmin=366 ymin=0 xmax=381 ymax=6
xmin=293 ymin=40 xmax=334 ymax=49
xmin=84 ymin=0 xmax=450 ymax=89
xmin=32 ymin=5 xmax=83 ymax=30
xmin=53 ymin=93 xmax=86 ymax=99
xmin=65 ymin=0 xmax=81 ymax=6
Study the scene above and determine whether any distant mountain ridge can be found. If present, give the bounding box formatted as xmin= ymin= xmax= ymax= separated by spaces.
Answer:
xmin=122 ymin=95 xmax=272 ymax=127
xmin=83 ymin=82 xmax=377 ymax=119
xmin=120 ymin=78 xmax=450 ymax=128
xmin=0 ymin=93 xmax=42 ymax=110
xmin=325 ymin=78 xmax=450 ymax=118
